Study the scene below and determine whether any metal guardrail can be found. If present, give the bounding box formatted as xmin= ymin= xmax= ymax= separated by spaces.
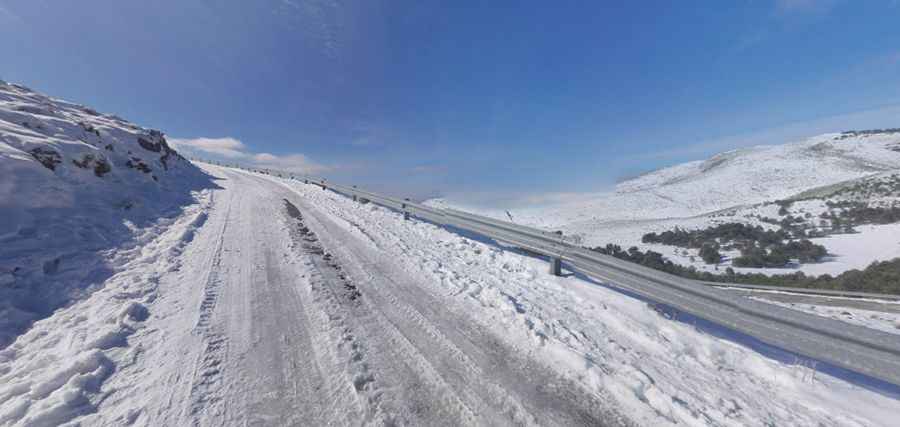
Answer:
xmin=291 ymin=175 xmax=900 ymax=388
xmin=703 ymin=282 xmax=900 ymax=301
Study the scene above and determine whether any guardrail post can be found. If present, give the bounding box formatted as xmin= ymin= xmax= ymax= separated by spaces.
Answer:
xmin=402 ymin=198 xmax=410 ymax=221
xmin=549 ymin=256 xmax=562 ymax=276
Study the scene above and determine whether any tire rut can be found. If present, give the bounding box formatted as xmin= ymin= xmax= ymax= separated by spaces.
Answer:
xmin=186 ymin=189 xmax=235 ymax=425
xmin=284 ymin=199 xmax=480 ymax=426
xmin=287 ymin=191 xmax=632 ymax=427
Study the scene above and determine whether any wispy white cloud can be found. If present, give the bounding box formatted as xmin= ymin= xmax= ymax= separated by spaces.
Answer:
xmin=170 ymin=136 xmax=330 ymax=174
xmin=410 ymin=164 xmax=447 ymax=175
xmin=773 ymin=0 xmax=837 ymax=17
xmin=251 ymin=152 xmax=330 ymax=174
xmin=345 ymin=120 xmax=398 ymax=147
xmin=0 ymin=3 xmax=24 ymax=24
xmin=733 ymin=0 xmax=838 ymax=52
xmin=170 ymin=137 xmax=247 ymax=158
xmin=276 ymin=0 xmax=343 ymax=60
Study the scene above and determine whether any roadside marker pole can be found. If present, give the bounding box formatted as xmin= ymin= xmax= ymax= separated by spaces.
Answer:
xmin=549 ymin=256 xmax=562 ymax=276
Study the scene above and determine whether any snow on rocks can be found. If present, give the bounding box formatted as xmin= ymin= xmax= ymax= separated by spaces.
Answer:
xmin=0 ymin=81 xmax=215 ymax=425
xmin=0 ymin=81 xmax=210 ymax=348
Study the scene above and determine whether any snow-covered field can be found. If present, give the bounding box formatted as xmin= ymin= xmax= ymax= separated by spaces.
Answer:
xmin=428 ymin=132 xmax=900 ymax=277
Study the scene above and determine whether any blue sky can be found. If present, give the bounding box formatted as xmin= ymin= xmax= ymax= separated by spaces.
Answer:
xmin=2 ymin=0 xmax=900 ymax=201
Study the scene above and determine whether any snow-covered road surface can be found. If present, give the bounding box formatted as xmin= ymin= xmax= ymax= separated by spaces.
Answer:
xmin=109 ymin=167 xmax=626 ymax=426
xmin=4 ymin=164 xmax=900 ymax=426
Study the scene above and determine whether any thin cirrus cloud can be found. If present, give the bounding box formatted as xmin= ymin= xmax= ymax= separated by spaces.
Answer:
xmin=169 ymin=136 xmax=330 ymax=174
xmin=169 ymin=137 xmax=247 ymax=158
xmin=774 ymin=0 xmax=837 ymax=16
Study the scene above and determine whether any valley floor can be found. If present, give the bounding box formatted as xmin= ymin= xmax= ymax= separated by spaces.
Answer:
xmin=2 ymin=165 xmax=900 ymax=426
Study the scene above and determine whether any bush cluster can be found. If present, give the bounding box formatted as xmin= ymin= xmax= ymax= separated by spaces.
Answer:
xmin=642 ymin=223 xmax=787 ymax=249
xmin=642 ymin=222 xmax=828 ymax=267
xmin=821 ymin=203 xmax=900 ymax=227
xmin=590 ymin=245 xmax=900 ymax=295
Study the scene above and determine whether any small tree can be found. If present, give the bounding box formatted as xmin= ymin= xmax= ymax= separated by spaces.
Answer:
xmin=699 ymin=243 xmax=722 ymax=265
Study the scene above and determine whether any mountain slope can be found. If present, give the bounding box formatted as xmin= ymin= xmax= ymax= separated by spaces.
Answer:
xmin=0 ymin=80 xmax=210 ymax=348
xmin=427 ymin=131 xmax=900 ymax=275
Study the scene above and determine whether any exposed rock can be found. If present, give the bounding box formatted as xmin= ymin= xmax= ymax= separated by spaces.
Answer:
xmin=29 ymin=147 xmax=62 ymax=171
xmin=42 ymin=258 xmax=60 ymax=275
xmin=93 ymin=158 xmax=111 ymax=177
xmin=137 ymin=136 xmax=161 ymax=153
xmin=72 ymin=154 xmax=112 ymax=177
xmin=125 ymin=157 xmax=152 ymax=174
xmin=79 ymin=121 xmax=101 ymax=137
xmin=72 ymin=154 xmax=94 ymax=169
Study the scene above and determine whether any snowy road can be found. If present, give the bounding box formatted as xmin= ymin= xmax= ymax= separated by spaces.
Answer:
xmin=140 ymin=167 xmax=627 ymax=426
xmin=5 ymin=164 xmax=900 ymax=426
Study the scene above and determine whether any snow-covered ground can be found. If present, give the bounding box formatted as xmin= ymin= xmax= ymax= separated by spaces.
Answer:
xmin=0 ymin=81 xmax=209 ymax=349
xmin=2 ymin=83 xmax=900 ymax=426
xmin=5 ymin=163 xmax=898 ymax=426
xmin=428 ymin=132 xmax=900 ymax=277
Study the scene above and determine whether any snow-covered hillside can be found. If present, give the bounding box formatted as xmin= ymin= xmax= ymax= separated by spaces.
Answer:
xmin=0 ymin=80 xmax=209 ymax=348
xmin=428 ymin=132 xmax=900 ymax=276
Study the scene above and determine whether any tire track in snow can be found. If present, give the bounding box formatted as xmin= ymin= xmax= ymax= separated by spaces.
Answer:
xmin=182 ymin=168 xmax=629 ymax=426
xmin=281 ymin=178 xmax=630 ymax=426
xmin=224 ymin=199 xmax=368 ymax=426
xmin=185 ymin=188 xmax=235 ymax=425
xmin=284 ymin=198 xmax=482 ymax=425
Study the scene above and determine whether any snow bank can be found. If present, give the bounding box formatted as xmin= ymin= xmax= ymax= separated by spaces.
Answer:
xmin=0 ymin=81 xmax=215 ymax=425
xmin=0 ymin=190 xmax=214 ymax=426
xmin=0 ymin=81 xmax=211 ymax=349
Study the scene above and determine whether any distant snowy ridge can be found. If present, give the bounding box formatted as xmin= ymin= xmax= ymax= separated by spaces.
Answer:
xmin=426 ymin=130 xmax=900 ymax=276
xmin=616 ymin=133 xmax=900 ymax=207
xmin=0 ymin=81 xmax=209 ymax=348
xmin=430 ymin=131 xmax=900 ymax=227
